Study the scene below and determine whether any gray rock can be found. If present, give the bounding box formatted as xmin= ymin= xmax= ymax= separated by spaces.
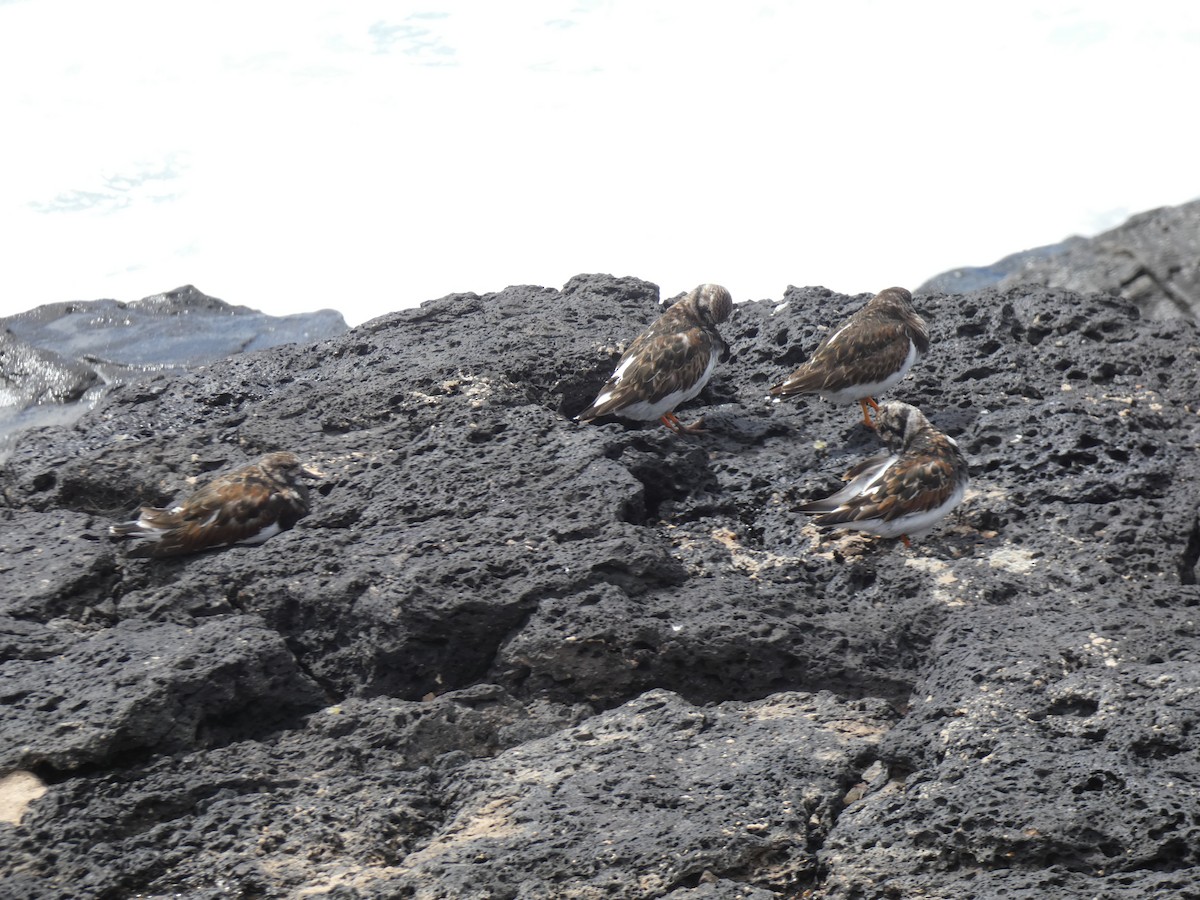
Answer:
xmin=370 ymin=689 xmax=892 ymax=898
xmin=0 ymin=333 xmax=111 ymax=466
xmin=997 ymin=200 xmax=1200 ymax=319
xmin=0 ymin=685 xmax=586 ymax=899
xmin=917 ymin=238 xmax=1082 ymax=295
xmin=1 ymin=273 xmax=1199 ymax=897
xmin=820 ymin=603 xmax=1200 ymax=898
xmin=1 ymin=284 xmax=348 ymax=367
xmin=0 ymin=284 xmax=348 ymax=462
xmin=0 ymin=331 xmax=100 ymax=407
xmin=920 ymin=198 xmax=1200 ymax=319
xmin=0 ymin=615 xmax=326 ymax=771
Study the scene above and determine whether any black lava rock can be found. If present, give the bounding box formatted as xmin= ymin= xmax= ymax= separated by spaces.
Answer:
xmin=2 ymin=272 xmax=1199 ymax=898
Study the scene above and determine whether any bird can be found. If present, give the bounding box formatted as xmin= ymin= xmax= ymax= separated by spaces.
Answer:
xmin=576 ymin=283 xmax=734 ymax=434
xmin=797 ymin=401 xmax=968 ymax=547
xmin=109 ymin=451 xmax=321 ymax=557
xmin=770 ymin=287 xmax=929 ymax=428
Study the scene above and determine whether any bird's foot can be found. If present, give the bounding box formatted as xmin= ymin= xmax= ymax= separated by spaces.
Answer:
xmin=661 ymin=412 xmax=706 ymax=434
xmin=859 ymin=398 xmax=879 ymax=429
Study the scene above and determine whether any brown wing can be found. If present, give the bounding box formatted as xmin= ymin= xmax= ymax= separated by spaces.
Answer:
xmin=145 ymin=474 xmax=302 ymax=556
xmin=771 ymin=311 xmax=916 ymax=396
xmin=637 ymin=300 xmax=695 ymax=342
xmin=109 ymin=505 xmax=174 ymax=539
xmin=813 ymin=451 xmax=960 ymax=526
xmin=578 ymin=325 xmax=718 ymax=419
xmin=796 ymin=451 xmax=892 ymax=514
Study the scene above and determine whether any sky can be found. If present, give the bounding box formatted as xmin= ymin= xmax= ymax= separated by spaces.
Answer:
xmin=2 ymin=1 xmax=1198 ymax=327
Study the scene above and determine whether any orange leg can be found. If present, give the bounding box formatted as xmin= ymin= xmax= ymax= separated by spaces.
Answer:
xmin=900 ymin=534 xmax=912 ymax=548
xmin=858 ymin=397 xmax=879 ymax=428
xmin=660 ymin=411 xmax=706 ymax=434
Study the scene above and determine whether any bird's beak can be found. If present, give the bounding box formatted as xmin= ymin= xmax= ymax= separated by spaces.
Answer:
xmin=300 ymin=465 xmax=325 ymax=480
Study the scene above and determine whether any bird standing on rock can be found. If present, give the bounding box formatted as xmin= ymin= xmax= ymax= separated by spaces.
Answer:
xmin=770 ymin=287 xmax=929 ymax=428
xmin=797 ymin=401 xmax=968 ymax=547
xmin=109 ymin=451 xmax=321 ymax=557
xmin=576 ymin=283 xmax=734 ymax=434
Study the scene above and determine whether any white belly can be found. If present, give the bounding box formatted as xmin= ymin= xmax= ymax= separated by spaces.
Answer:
xmin=615 ymin=354 xmax=718 ymax=422
xmin=855 ymin=478 xmax=967 ymax=539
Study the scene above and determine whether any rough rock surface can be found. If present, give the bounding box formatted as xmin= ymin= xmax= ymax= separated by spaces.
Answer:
xmin=920 ymin=197 xmax=1200 ymax=320
xmin=2 ymin=273 xmax=1199 ymax=898
xmin=0 ymin=285 xmax=347 ymax=462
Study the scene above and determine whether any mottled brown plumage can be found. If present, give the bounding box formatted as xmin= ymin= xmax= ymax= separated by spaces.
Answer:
xmin=798 ymin=401 xmax=968 ymax=546
xmin=577 ymin=283 xmax=733 ymax=433
xmin=109 ymin=451 xmax=320 ymax=557
xmin=771 ymin=287 xmax=929 ymax=427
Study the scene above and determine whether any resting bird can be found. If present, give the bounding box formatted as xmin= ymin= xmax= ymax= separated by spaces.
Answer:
xmin=109 ymin=451 xmax=320 ymax=557
xmin=770 ymin=287 xmax=929 ymax=428
xmin=798 ymin=401 xmax=968 ymax=546
xmin=576 ymin=283 xmax=733 ymax=433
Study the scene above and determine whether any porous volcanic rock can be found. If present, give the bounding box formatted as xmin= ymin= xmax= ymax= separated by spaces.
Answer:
xmin=1 ymin=273 xmax=1199 ymax=898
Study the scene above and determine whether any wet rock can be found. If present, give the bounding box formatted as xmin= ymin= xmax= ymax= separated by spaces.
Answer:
xmin=0 ymin=284 xmax=347 ymax=461
xmin=0 ymin=332 xmax=100 ymax=407
xmin=1 ymin=284 xmax=348 ymax=367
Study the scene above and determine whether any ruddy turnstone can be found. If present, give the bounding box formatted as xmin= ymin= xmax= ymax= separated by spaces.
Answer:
xmin=797 ymin=401 xmax=968 ymax=546
xmin=109 ymin=451 xmax=320 ymax=557
xmin=576 ymin=283 xmax=733 ymax=433
xmin=770 ymin=287 xmax=929 ymax=427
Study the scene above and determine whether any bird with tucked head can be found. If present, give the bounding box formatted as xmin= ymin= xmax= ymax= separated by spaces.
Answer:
xmin=797 ymin=401 xmax=968 ymax=546
xmin=577 ymin=283 xmax=733 ymax=434
xmin=109 ymin=451 xmax=321 ymax=557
